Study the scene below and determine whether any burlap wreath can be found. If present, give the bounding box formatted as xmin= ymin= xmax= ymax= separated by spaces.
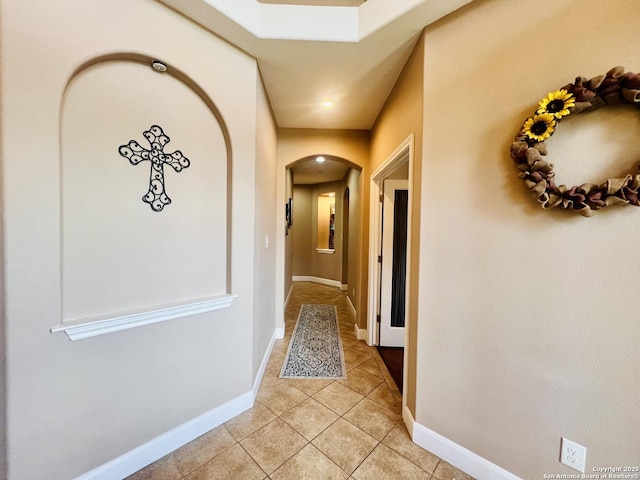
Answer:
xmin=510 ymin=66 xmax=640 ymax=217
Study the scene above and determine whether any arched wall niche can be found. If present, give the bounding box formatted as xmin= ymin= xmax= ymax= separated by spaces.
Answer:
xmin=54 ymin=52 xmax=236 ymax=340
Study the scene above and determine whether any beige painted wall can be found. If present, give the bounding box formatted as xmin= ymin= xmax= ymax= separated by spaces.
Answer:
xmin=254 ymin=73 xmax=279 ymax=377
xmin=292 ymin=180 xmax=343 ymax=281
xmin=341 ymin=167 xmax=362 ymax=308
xmin=0 ymin=0 xmax=274 ymax=478
xmin=277 ymin=129 xmax=369 ymax=329
xmin=62 ymin=61 xmax=228 ymax=320
xmin=292 ymin=185 xmax=314 ymax=275
xmin=370 ymin=35 xmax=425 ymax=417
xmin=317 ymin=194 xmax=335 ymax=250
xmin=284 ymin=167 xmax=295 ymax=300
xmin=417 ymin=0 xmax=640 ymax=477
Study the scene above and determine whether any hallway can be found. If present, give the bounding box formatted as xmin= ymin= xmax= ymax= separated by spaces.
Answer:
xmin=128 ymin=283 xmax=473 ymax=480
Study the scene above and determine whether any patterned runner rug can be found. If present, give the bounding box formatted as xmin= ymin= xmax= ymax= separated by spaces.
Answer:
xmin=280 ymin=304 xmax=346 ymax=379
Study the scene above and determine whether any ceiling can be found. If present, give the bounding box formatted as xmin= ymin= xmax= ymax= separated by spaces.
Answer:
xmin=291 ymin=155 xmax=351 ymax=184
xmin=157 ymin=0 xmax=473 ymax=184
xmin=158 ymin=0 xmax=473 ymax=130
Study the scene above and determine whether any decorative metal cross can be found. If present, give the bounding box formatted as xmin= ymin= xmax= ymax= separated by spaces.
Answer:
xmin=118 ymin=125 xmax=190 ymax=212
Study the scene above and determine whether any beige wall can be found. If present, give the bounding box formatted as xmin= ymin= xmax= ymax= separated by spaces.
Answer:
xmin=254 ymin=73 xmax=279 ymax=377
xmin=292 ymin=181 xmax=343 ymax=281
xmin=370 ymin=35 xmax=425 ymax=417
xmin=341 ymin=168 xmax=362 ymax=308
xmin=292 ymin=185 xmax=314 ymax=275
xmin=62 ymin=61 xmax=228 ymax=319
xmin=417 ymin=0 xmax=640 ymax=477
xmin=0 ymin=0 xmax=274 ymax=478
xmin=284 ymin=167 xmax=295 ymax=299
xmin=277 ymin=129 xmax=369 ymax=329
xmin=316 ymin=194 xmax=335 ymax=250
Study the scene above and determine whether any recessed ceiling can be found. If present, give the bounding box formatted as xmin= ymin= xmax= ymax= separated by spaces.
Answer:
xmin=158 ymin=0 xmax=474 ymax=129
xmin=291 ymin=156 xmax=351 ymax=184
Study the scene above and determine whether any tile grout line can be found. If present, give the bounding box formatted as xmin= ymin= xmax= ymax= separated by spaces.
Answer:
xmin=131 ymin=283 xmax=462 ymax=480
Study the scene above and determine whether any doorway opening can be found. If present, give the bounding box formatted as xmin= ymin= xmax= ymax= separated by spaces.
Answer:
xmin=285 ymin=155 xmax=361 ymax=311
xmin=367 ymin=134 xmax=414 ymax=398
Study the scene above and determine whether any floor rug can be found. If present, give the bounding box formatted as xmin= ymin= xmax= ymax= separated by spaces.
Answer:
xmin=280 ymin=304 xmax=347 ymax=379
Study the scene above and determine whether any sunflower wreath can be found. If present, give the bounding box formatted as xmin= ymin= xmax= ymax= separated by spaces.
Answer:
xmin=510 ymin=66 xmax=640 ymax=217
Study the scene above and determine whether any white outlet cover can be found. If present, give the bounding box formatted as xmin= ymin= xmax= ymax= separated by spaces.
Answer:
xmin=560 ymin=437 xmax=587 ymax=473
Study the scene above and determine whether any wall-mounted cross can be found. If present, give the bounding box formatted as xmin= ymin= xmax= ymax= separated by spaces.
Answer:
xmin=118 ymin=125 xmax=190 ymax=212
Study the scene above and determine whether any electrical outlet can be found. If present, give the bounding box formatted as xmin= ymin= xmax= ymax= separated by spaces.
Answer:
xmin=560 ymin=437 xmax=586 ymax=473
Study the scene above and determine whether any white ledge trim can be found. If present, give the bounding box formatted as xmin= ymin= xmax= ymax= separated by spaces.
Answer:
xmin=51 ymin=294 xmax=238 ymax=341
xmin=315 ymin=248 xmax=335 ymax=254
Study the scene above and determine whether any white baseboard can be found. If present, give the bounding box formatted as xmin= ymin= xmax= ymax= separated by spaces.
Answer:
xmin=75 ymin=390 xmax=253 ymax=480
xmin=292 ymin=276 xmax=342 ymax=289
xmin=252 ymin=329 xmax=279 ymax=400
xmin=353 ymin=322 xmax=367 ymax=341
xmin=340 ymin=284 xmax=348 ymax=291
xmin=346 ymin=295 xmax=356 ymax=317
xmin=411 ymin=420 xmax=522 ymax=480
xmin=275 ymin=327 xmax=284 ymax=339
xmin=402 ymin=405 xmax=414 ymax=438
xmin=284 ymin=284 xmax=293 ymax=312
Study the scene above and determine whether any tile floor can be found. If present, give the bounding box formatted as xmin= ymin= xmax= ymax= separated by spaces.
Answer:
xmin=128 ymin=282 xmax=475 ymax=480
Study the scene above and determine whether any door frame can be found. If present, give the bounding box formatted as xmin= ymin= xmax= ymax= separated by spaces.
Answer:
xmin=367 ymin=134 xmax=414 ymax=347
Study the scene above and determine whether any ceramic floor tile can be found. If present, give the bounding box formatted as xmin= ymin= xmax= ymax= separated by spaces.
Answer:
xmin=338 ymin=367 xmax=383 ymax=396
xmin=347 ymin=341 xmax=375 ymax=356
xmin=129 ymin=282 xmax=427 ymax=480
xmin=263 ymin=360 xmax=283 ymax=376
xmin=340 ymin=336 xmax=359 ymax=348
xmin=260 ymin=362 xmax=284 ymax=383
xmin=185 ymin=444 xmax=266 ymax=480
xmin=286 ymin=377 xmax=334 ymax=396
xmin=367 ymin=383 xmax=402 ymax=413
xmin=173 ymin=425 xmax=236 ymax=476
xmin=343 ymin=397 xmax=401 ymax=440
xmin=342 ymin=349 xmax=371 ymax=367
xmin=224 ymin=402 xmax=277 ymax=441
xmin=126 ymin=453 xmax=183 ymax=480
xmin=432 ymin=460 xmax=476 ymax=480
xmin=356 ymin=358 xmax=383 ymax=378
xmin=272 ymin=339 xmax=290 ymax=354
xmin=256 ymin=382 xmax=308 ymax=416
xmin=382 ymin=424 xmax=440 ymax=473
xmin=312 ymin=381 xmax=364 ymax=415
xmin=239 ymin=418 xmax=307 ymax=474
xmin=344 ymin=361 xmax=360 ymax=372
xmin=280 ymin=397 xmax=339 ymax=440
xmin=267 ymin=349 xmax=286 ymax=366
xmin=270 ymin=444 xmax=348 ymax=480
xmin=352 ymin=443 xmax=429 ymax=480
xmin=311 ymin=418 xmax=378 ymax=475
xmin=390 ymin=387 xmax=403 ymax=401
xmin=378 ymin=365 xmax=401 ymax=392
xmin=257 ymin=370 xmax=283 ymax=389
